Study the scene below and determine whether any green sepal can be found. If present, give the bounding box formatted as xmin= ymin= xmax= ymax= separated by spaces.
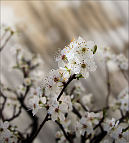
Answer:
xmin=13 ymin=64 xmax=20 ymax=69
xmin=103 ymin=107 xmax=107 ymax=118
xmin=93 ymin=45 xmax=97 ymax=54
xmin=77 ymin=74 xmax=84 ymax=80
xmin=64 ymin=66 xmax=71 ymax=75
xmin=59 ymin=101 xmax=62 ymax=104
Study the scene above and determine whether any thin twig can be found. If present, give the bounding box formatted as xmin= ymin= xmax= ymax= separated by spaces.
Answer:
xmin=57 ymin=74 xmax=76 ymax=101
xmin=26 ymin=113 xmax=49 ymax=142
xmin=55 ymin=121 xmax=69 ymax=141
xmin=13 ymin=105 xmax=16 ymax=116
xmin=72 ymin=105 xmax=82 ymax=119
xmin=0 ymin=31 xmax=8 ymax=41
xmin=56 ymin=121 xmax=74 ymax=143
xmin=120 ymin=109 xmax=124 ymax=117
xmin=0 ymin=34 xmax=12 ymax=52
xmin=0 ymin=90 xmax=7 ymax=120
xmin=23 ymin=86 xmax=30 ymax=101
xmin=78 ymin=100 xmax=89 ymax=112
xmin=93 ymin=106 xmax=109 ymax=113
xmin=5 ymin=106 xmax=22 ymax=122
xmin=121 ymin=70 xmax=129 ymax=83
xmin=105 ymin=62 xmax=111 ymax=107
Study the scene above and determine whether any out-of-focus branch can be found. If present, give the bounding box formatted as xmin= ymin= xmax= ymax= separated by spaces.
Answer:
xmin=56 ymin=121 xmax=74 ymax=143
xmin=0 ymin=33 xmax=12 ymax=52
xmin=121 ymin=70 xmax=129 ymax=84
xmin=92 ymin=106 xmax=109 ymax=113
xmin=0 ymin=90 xmax=7 ymax=120
xmin=105 ymin=62 xmax=111 ymax=107
xmin=24 ymin=113 xmax=49 ymax=143
xmin=70 ymin=86 xmax=76 ymax=96
xmin=72 ymin=105 xmax=82 ymax=119
xmin=5 ymin=106 xmax=22 ymax=122
xmin=22 ymin=86 xmax=30 ymax=101
xmin=0 ymin=31 xmax=8 ymax=41
xmin=78 ymin=100 xmax=89 ymax=112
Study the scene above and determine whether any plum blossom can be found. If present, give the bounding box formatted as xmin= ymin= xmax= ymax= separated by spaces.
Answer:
xmin=27 ymin=88 xmax=46 ymax=116
xmin=24 ymin=77 xmax=31 ymax=86
xmin=86 ymin=112 xmax=100 ymax=124
xmin=103 ymin=118 xmax=116 ymax=133
xmin=60 ymin=94 xmax=73 ymax=111
xmin=114 ymin=53 xmax=128 ymax=70
xmin=0 ymin=120 xmax=18 ymax=143
xmin=110 ymin=126 xmax=128 ymax=143
xmin=10 ymin=44 xmax=22 ymax=55
xmin=48 ymin=100 xmax=68 ymax=122
xmin=110 ymin=87 xmax=129 ymax=111
xmin=75 ymin=117 xmax=93 ymax=136
xmin=54 ymin=36 xmax=97 ymax=79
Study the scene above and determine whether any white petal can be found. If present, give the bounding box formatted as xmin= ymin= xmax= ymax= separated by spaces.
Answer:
xmin=59 ymin=103 xmax=68 ymax=113
xmin=81 ymin=70 xmax=89 ymax=79
xmin=3 ymin=121 xmax=9 ymax=129
xmin=58 ymin=112 xmax=65 ymax=121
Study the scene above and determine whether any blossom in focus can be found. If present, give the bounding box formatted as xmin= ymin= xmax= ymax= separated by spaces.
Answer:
xmin=48 ymin=100 xmax=68 ymax=122
xmin=75 ymin=117 xmax=93 ymax=136
xmin=54 ymin=36 xmax=97 ymax=79
xmin=103 ymin=118 xmax=116 ymax=133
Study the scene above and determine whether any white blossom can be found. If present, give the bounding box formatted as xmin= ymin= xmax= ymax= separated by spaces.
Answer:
xmin=48 ymin=100 xmax=68 ymax=122
xmin=24 ymin=78 xmax=31 ymax=86
xmin=103 ymin=118 xmax=116 ymax=133
xmin=110 ymin=126 xmax=128 ymax=143
xmin=114 ymin=53 xmax=128 ymax=70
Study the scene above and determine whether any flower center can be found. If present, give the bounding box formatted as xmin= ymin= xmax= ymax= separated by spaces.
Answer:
xmin=5 ymin=138 xmax=9 ymax=142
xmin=39 ymin=100 xmax=42 ymax=104
xmin=62 ymin=55 xmax=66 ymax=60
xmin=54 ymin=77 xmax=59 ymax=83
xmin=83 ymin=124 xmax=87 ymax=128
xmin=0 ymin=128 xmax=3 ymax=132
xmin=81 ymin=63 xmax=86 ymax=69
xmin=119 ymin=133 xmax=123 ymax=138
xmin=82 ymin=48 xmax=86 ymax=53
xmin=34 ymin=103 xmax=36 ymax=108
xmin=55 ymin=108 xmax=59 ymax=113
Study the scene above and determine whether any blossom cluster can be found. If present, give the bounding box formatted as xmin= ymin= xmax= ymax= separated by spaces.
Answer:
xmin=0 ymin=120 xmax=18 ymax=143
xmin=54 ymin=36 xmax=97 ymax=79
xmin=110 ymin=87 xmax=129 ymax=111
xmin=28 ymin=36 xmax=97 ymax=122
xmin=27 ymin=87 xmax=46 ymax=116
xmin=75 ymin=112 xmax=100 ymax=136
xmin=1 ymin=23 xmax=17 ymax=35
xmin=98 ymin=47 xmax=128 ymax=71
xmin=102 ymin=118 xmax=128 ymax=143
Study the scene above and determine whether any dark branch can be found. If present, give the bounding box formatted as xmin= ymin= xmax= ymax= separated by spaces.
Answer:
xmin=72 ymin=106 xmax=82 ymax=119
xmin=105 ymin=62 xmax=111 ymax=107
xmin=57 ymin=74 xmax=76 ymax=101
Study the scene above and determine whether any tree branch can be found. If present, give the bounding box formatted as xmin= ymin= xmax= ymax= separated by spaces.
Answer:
xmin=25 ymin=113 xmax=49 ymax=142
xmin=57 ymin=74 xmax=76 ymax=101
xmin=105 ymin=62 xmax=111 ymax=107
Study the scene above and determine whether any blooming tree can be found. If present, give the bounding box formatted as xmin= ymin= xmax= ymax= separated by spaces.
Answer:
xmin=0 ymin=24 xmax=128 ymax=143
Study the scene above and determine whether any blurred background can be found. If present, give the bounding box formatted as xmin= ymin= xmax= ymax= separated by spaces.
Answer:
xmin=1 ymin=1 xmax=128 ymax=143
